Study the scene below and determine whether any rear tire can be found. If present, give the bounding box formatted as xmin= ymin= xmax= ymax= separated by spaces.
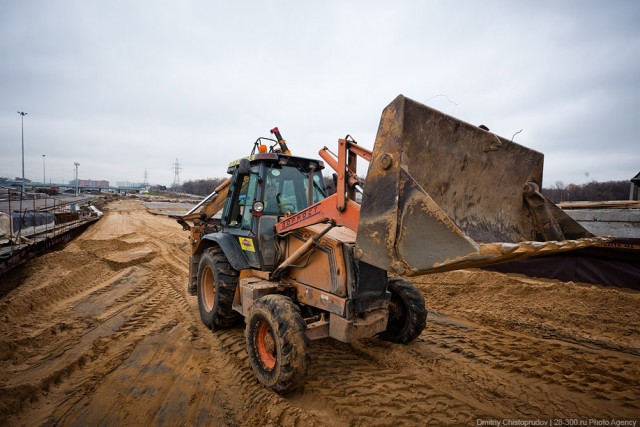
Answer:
xmin=245 ymin=295 xmax=310 ymax=394
xmin=379 ymin=276 xmax=427 ymax=343
xmin=197 ymin=246 xmax=241 ymax=330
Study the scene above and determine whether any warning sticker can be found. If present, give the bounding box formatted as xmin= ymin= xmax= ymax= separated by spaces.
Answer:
xmin=238 ymin=237 xmax=256 ymax=252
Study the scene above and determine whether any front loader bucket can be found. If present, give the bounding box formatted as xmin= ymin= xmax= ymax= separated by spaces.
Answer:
xmin=356 ymin=95 xmax=606 ymax=276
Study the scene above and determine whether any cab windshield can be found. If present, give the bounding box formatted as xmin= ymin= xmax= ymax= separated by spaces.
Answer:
xmin=263 ymin=164 xmax=326 ymax=215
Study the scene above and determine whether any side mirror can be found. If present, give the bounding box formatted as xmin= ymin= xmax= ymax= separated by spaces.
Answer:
xmin=238 ymin=158 xmax=250 ymax=175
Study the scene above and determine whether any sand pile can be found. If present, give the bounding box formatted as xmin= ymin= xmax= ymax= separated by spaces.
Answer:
xmin=1 ymin=199 xmax=638 ymax=425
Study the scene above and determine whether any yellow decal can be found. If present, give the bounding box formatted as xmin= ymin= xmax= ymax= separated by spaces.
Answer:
xmin=238 ymin=237 xmax=255 ymax=252
xmin=228 ymin=155 xmax=255 ymax=168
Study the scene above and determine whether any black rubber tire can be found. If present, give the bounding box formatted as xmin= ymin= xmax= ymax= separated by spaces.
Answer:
xmin=245 ymin=295 xmax=310 ymax=394
xmin=379 ymin=276 xmax=427 ymax=344
xmin=197 ymin=246 xmax=241 ymax=330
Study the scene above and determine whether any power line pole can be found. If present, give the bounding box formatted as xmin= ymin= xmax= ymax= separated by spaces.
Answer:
xmin=172 ymin=159 xmax=182 ymax=189
xmin=143 ymin=168 xmax=149 ymax=188
xmin=42 ymin=154 xmax=46 ymax=184
xmin=17 ymin=111 xmax=28 ymax=193
xmin=74 ymin=162 xmax=80 ymax=196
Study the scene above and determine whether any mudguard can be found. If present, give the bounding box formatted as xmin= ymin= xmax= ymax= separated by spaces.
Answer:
xmin=201 ymin=233 xmax=250 ymax=271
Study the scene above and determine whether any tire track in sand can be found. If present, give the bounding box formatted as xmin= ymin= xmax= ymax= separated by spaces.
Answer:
xmin=0 ymin=202 xmax=187 ymax=423
xmin=3 ymin=199 xmax=639 ymax=426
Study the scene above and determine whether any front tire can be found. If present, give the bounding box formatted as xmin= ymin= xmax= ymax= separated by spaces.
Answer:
xmin=197 ymin=246 xmax=241 ymax=330
xmin=379 ymin=277 xmax=427 ymax=343
xmin=245 ymin=295 xmax=310 ymax=394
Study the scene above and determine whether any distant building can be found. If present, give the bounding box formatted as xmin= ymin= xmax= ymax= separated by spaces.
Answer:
xmin=116 ymin=181 xmax=143 ymax=188
xmin=69 ymin=179 xmax=109 ymax=187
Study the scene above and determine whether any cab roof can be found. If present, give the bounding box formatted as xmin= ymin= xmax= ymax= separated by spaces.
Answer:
xmin=227 ymin=152 xmax=325 ymax=174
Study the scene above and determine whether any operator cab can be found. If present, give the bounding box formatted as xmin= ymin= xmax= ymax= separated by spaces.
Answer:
xmin=262 ymin=162 xmax=326 ymax=215
xmin=221 ymin=153 xmax=326 ymax=271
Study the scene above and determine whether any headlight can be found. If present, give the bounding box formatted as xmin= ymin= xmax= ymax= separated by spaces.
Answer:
xmin=252 ymin=201 xmax=264 ymax=213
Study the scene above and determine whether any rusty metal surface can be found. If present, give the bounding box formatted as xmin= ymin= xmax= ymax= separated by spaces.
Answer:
xmin=284 ymin=225 xmax=354 ymax=297
xmin=235 ymin=278 xmax=279 ymax=316
xmin=328 ymin=309 xmax=388 ymax=343
xmin=356 ymin=95 xmax=597 ymax=275
xmin=306 ymin=314 xmax=330 ymax=340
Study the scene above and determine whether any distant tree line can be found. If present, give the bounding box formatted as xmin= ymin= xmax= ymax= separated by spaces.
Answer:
xmin=35 ymin=188 xmax=60 ymax=195
xmin=542 ymin=180 xmax=631 ymax=203
xmin=179 ymin=178 xmax=228 ymax=196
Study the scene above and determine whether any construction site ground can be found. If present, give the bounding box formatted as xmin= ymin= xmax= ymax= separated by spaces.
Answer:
xmin=1 ymin=199 xmax=638 ymax=426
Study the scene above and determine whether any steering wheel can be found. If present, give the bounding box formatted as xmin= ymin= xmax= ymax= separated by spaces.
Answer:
xmin=275 ymin=193 xmax=295 ymax=213
xmin=279 ymin=203 xmax=296 ymax=213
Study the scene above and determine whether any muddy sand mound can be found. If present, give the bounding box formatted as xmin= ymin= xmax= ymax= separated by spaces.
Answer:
xmin=1 ymin=199 xmax=638 ymax=425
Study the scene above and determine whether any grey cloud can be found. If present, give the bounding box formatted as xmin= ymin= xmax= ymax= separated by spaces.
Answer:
xmin=1 ymin=1 xmax=639 ymax=187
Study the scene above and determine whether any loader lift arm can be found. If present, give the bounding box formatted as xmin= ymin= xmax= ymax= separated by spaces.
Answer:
xmin=175 ymin=177 xmax=232 ymax=232
xmin=275 ymin=137 xmax=371 ymax=235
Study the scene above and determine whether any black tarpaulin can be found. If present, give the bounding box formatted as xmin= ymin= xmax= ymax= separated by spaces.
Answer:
xmin=484 ymin=238 xmax=640 ymax=290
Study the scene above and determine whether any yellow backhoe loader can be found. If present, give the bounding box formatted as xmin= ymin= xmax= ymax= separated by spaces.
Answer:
xmin=177 ymin=95 xmax=605 ymax=393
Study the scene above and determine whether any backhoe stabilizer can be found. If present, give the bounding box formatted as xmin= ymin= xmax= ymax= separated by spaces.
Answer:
xmin=356 ymin=95 xmax=605 ymax=276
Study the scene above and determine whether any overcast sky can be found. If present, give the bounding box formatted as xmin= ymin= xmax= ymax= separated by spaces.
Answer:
xmin=1 ymin=1 xmax=639 ymax=188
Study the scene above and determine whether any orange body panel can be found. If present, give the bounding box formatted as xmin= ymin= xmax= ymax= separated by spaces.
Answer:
xmin=284 ymin=224 xmax=355 ymax=297
xmin=276 ymin=225 xmax=355 ymax=317
xmin=275 ymin=194 xmax=361 ymax=234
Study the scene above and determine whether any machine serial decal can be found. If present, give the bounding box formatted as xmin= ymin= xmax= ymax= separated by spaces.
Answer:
xmin=238 ymin=237 xmax=256 ymax=252
xmin=279 ymin=205 xmax=320 ymax=230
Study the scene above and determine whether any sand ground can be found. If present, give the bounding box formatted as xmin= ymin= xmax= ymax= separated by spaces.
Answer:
xmin=1 ymin=199 xmax=638 ymax=426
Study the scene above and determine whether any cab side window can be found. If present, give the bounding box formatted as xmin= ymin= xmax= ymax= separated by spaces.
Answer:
xmin=264 ymin=175 xmax=281 ymax=215
xmin=240 ymin=173 xmax=259 ymax=229
xmin=227 ymin=175 xmax=249 ymax=228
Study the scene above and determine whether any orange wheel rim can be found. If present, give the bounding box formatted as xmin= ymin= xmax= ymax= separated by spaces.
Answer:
xmin=256 ymin=321 xmax=276 ymax=370
xmin=202 ymin=266 xmax=215 ymax=311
